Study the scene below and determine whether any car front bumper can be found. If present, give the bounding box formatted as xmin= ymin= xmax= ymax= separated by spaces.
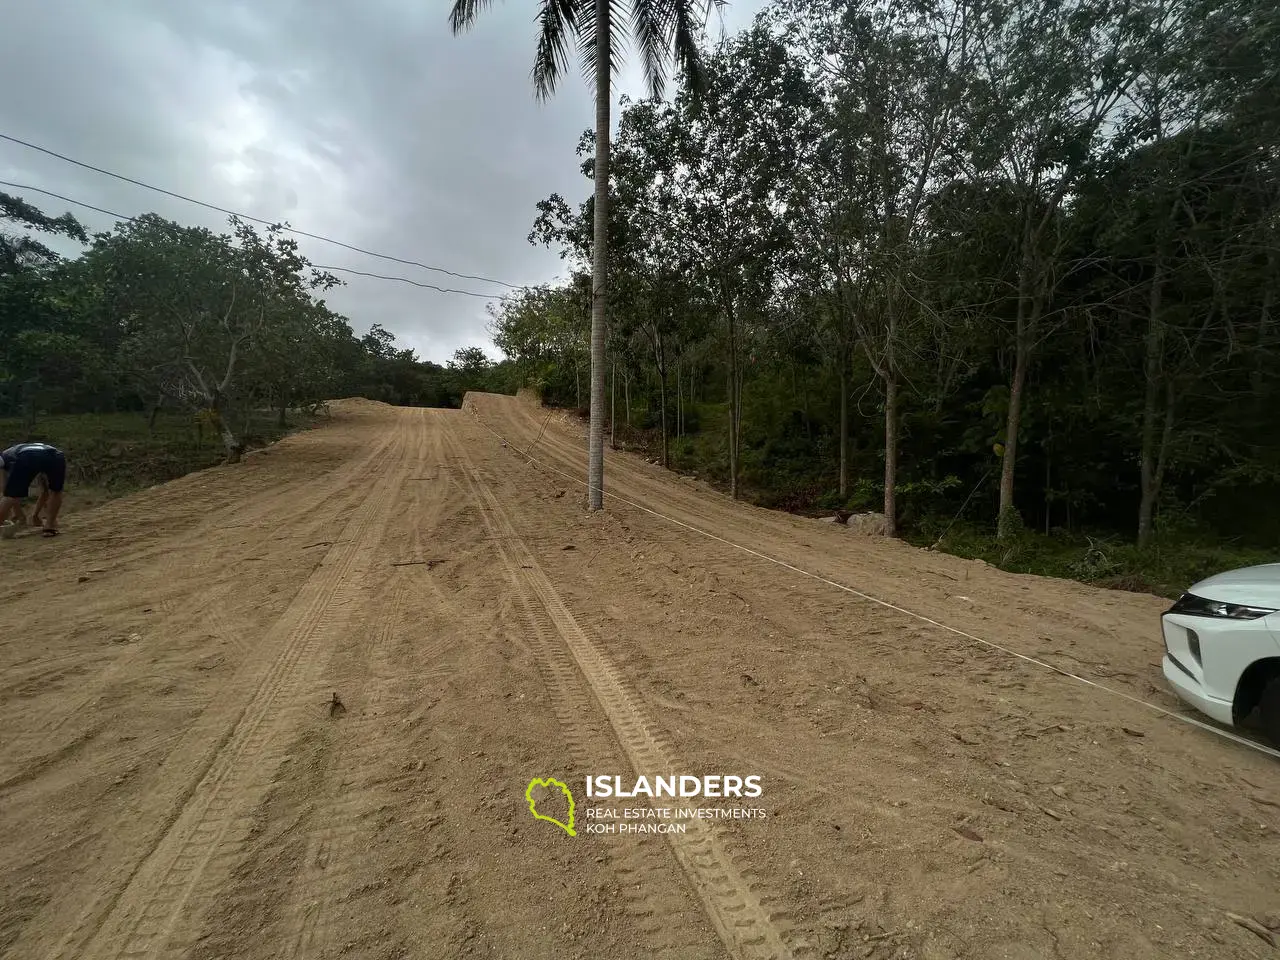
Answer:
xmin=1162 ymin=654 xmax=1234 ymax=726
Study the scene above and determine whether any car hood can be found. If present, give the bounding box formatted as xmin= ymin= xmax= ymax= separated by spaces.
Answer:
xmin=1189 ymin=563 xmax=1280 ymax=608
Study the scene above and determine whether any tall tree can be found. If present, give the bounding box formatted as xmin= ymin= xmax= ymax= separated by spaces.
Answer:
xmin=0 ymin=192 xmax=87 ymax=276
xmin=449 ymin=0 xmax=722 ymax=509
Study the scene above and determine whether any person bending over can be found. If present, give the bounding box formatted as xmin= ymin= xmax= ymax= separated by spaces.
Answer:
xmin=0 ymin=442 xmax=66 ymax=537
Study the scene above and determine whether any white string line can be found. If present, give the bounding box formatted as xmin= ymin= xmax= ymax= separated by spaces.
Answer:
xmin=465 ymin=403 xmax=1280 ymax=762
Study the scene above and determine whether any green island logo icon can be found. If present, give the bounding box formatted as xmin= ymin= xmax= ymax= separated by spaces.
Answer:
xmin=525 ymin=777 xmax=576 ymax=837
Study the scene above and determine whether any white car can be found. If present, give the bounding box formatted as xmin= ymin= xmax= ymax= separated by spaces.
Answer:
xmin=1162 ymin=563 xmax=1280 ymax=746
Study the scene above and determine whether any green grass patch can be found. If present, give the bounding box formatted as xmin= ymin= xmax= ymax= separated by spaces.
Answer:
xmin=0 ymin=409 xmax=317 ymax=507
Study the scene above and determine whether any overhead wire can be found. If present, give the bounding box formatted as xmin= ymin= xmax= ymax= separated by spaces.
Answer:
xmin=0 ymin=179 xmax=518 ymax=300
xmin=0 ymin=131 xmax=526 ymax=289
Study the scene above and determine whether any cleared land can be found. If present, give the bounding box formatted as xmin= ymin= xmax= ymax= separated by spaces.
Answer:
xmin=1 ymin=394 xmax=1276 ymax=960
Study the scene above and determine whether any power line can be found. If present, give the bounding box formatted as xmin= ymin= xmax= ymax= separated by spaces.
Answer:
xmin=0 ymin=180 xmax=125 ymax=222
xmin=310 ymin=265 xmax=505 ymax=298
xmin=0 ymin=131 xmax=524 ymax=289
xmin=0 ymin=179 xmax=514 ymax=299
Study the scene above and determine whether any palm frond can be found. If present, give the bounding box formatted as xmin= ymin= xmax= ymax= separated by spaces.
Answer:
xmin=670 ymin=0 xmax=707 ymax=95
xmin=631 ymin=0 xmax=673 ymax=100
xmin=533 ymin=0 xmax=585 ymax=100
xmin=449 ymin=0 xmax=497 ymax=35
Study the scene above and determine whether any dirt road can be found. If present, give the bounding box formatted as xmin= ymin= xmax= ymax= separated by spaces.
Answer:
xmin=1 ymin=395 xmax=1277 ymax=960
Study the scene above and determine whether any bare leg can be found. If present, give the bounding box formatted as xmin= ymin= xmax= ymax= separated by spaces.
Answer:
xmin=31 ymin=489 xmax=47 ymax=526
xmin=44 ymin=491 xmax=63 ymax=531
xmin=0 ymin=496 xmax=19 ymax=525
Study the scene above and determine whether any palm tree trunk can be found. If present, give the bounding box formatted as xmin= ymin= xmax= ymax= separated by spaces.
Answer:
xmin=586 ymin=0 xmax=611 ymax=511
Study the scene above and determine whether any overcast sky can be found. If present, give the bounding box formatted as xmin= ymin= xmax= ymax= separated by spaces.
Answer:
xmin=0 ymin=0 xmax=766 ymax=364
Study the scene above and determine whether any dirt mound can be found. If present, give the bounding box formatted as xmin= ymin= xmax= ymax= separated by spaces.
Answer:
xmin=326 ymin=397 xmax=392 ymax=410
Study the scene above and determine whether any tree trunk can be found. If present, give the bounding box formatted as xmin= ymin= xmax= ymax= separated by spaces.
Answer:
xmin=585 ymin=0 xmax=611 ymax=511
xmin=277 ymin=392 xmax=289 ymax=429
xmin=726 ymin=304 xmax=740 ymax=500
xmin=1253 ymin=245 xmax=1276 ymax=404
xmin=676 ymin=357 xmax=683 ymax=438
xmin=624 ymin=370 xmax=631 ymax=427
xmin=659 ymin=368 xmax=669 ymax=468
xmin=148 ymin=393 xmax=163 ymax=432
xmin=997 ymin=336 xmax=1029 ymax=541
xmin=610 ymin=362 xmax=617 ymax=449
xmin=838 ymin=364 xmax=849 ymax=499
xmin=883 ymin=371 xmax=898 ymax=537
xmin=1137 ymin=259 xmax=1167 ymax=549
xmin=206 ymin=397 xmax=243 ymax=463
xmin=1044 ymin=447 xmax=1052 ymax=535
xmin=997 ymin=207 xmax=1057 ymax=543
xmin=220 ymin=418 xmax=243 ymax=463
xmin=652 ymin=330 xmax=669 ymax=469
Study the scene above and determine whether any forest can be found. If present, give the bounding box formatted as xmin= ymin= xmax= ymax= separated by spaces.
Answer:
xmin=488 ymin=0 xmax=1278 ymax=587
xmin=3 ymin=0 xmax=1276 ymax=591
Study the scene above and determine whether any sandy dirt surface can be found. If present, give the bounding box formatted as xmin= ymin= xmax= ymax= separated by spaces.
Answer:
xmin=1 ymin=395 xmax=1277 ymax=960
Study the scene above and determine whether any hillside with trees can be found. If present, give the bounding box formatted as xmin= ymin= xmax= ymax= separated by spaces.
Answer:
xmin=1 ymin=194 xmax=512 ymax=484
xmin=491 ymin=0 xmax=1279 ymax=590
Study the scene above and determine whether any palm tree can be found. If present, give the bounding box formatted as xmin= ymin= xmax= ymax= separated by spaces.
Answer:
xmin=449 ymin=0 xmax=721 ymax=510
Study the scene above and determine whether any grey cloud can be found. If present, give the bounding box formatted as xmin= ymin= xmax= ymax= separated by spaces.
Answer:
xmin=1 ymin=0 xmax=765 ymax=364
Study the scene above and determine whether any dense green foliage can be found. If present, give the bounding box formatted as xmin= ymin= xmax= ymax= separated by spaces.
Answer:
xmin=492 ymin=0 xmax=1280 ymax=568
xmin=1 ymin=201 xmax=513 ymax=460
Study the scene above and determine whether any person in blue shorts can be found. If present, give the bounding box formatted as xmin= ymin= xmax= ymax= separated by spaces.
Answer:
xmin=0 ymin=442 xmax=66 ymax=537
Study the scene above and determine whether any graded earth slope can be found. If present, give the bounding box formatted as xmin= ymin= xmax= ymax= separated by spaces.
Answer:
xmin=0 ymin=396 xmax=1275 ymax=960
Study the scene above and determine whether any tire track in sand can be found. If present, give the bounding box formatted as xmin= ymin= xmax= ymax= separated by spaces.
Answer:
xmin=29 ymin=426 xmax=408 ymax=960
xmin=278 ymin=407 xmax=448 ymax=959
xmin=443 ymin=421 xmax=810 ymax=960
xmin=0 ymin=438 xmax=401 ymax=801
xmin=79 ymin=425 xmax=399 ymax=577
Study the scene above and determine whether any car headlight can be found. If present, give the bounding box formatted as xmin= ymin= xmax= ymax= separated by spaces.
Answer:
xmin=1167 ymin=593 xmax=1277 ymax=620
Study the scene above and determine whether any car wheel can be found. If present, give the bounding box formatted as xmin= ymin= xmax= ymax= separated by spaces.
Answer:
xmin=1261 ymin=677 xmax=1280 ymax=748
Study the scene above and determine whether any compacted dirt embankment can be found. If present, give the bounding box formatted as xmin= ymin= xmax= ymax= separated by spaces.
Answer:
xmin=0 ymin=394 xmax=1275 ymax=960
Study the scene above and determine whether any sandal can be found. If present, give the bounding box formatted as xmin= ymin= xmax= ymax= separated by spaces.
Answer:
xmin=41 ymin=528 xmax=58 ymax=537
